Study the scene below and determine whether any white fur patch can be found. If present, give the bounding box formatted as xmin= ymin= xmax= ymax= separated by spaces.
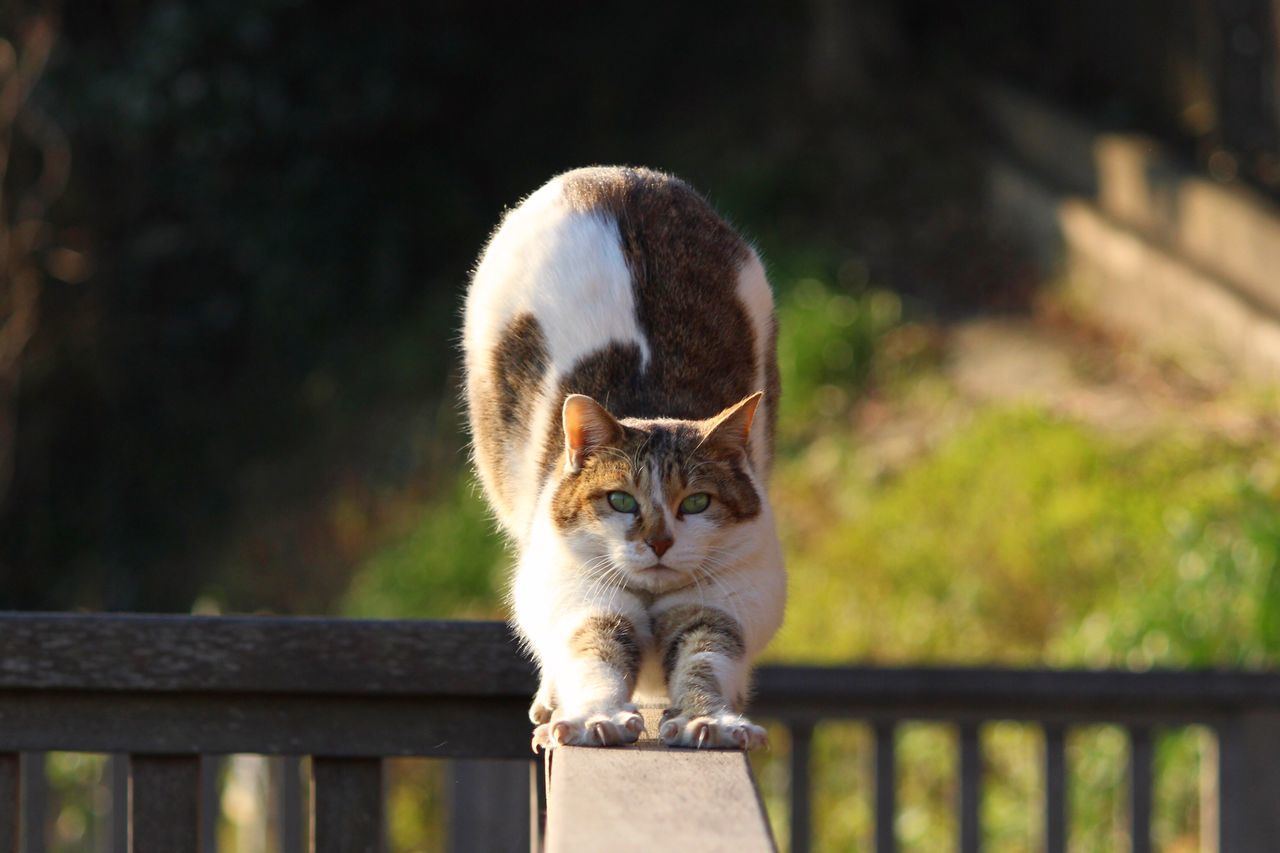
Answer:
xmin=736 ymin=250 xmax=775 ymax=475
xmin=465 ymin=177 xmax=652 ymax=535
xmin=464 ymin=170 xmax=787 ymax=736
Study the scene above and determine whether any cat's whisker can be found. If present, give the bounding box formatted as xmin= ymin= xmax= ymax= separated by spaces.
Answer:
xmin=579 ymin=557 xmax=622 ymax=608
xmin=683 ymin=460 xmax=721 ymax=478
xmin=701 ymin=558 xmax=757 ymax=591
xmin=687 ymin=560 xmax=716 ymax=620
xmin=697 ymin=567 xmax=747 ymax=629
xmin=575 ymin=556 xmax=619 ymax=606
xmin=694 ymin=552 xmax=749 ymax=598
xmin=602 ymin=569 xmax=631 ymax=612
xmin=594 ymin=446 xmax=631 ymax=464
xmin=697 ymin=547 xmax=753 ymax=576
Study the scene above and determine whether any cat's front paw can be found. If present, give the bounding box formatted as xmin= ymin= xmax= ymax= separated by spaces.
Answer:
xmin=529 ymin=699 xmax=553 ymax=725
xmin=530 ymin=706 xmax=645 ymax=751
xmin=659 ymin=710 xmax=768 ymax=750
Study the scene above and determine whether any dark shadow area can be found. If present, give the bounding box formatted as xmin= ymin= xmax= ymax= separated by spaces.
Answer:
xmin=2 ymin=0 xmax=1277 ymax=612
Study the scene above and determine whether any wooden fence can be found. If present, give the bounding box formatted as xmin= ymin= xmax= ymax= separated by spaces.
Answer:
xmin=3 ymin=613 xmax=1280 ymax=851
xmin=0 ymin=613 xmax=534 ymax=852
xmin=755 ymin=666 xmax=1280 ymax=853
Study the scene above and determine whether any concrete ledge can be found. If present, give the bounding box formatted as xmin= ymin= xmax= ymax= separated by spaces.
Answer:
xmin=544 ymin=744 xmax=775 ymax=853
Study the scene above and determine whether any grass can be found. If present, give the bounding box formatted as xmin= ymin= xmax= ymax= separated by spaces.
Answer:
xmin=770 ymin=406 xmax=1279 ymax=668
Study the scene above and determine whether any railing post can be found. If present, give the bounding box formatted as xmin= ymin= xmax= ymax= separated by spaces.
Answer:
xmin=1128 ymin=727 xmax=1152 ymax=853
xmin=199 ymin=756 xmax=221 ymax=853
xmin=789 ymin=722 xmax=814 ymax=853
xmin=0 ymin=753 xmax=16 ymax=853
xmin=311 ymin=757 xmax=384 ymax=853
xmin=874 ymin=722 xmax=896 ymax=853
xmin=130 ymin=754 xmax=201 ymax=853
xmin=530 ymin=753 xmax=546 ymax=853
xmin=18 ymin=754 xmax=43 ymax=853
xmin=1218 ymin=711 xmax=1280 ymax=852
xmin=1043 ymin=724 xmax=1067 ymax=853
xmin=958 ymin=723 xmax=981 ymax=853
xmin=446 ymin=759 xmax=530 ymax=853
xmin=108 ymin=754 xmax=128 ymax=853
xmin=271 ymin=756 xmax=304 ymax=853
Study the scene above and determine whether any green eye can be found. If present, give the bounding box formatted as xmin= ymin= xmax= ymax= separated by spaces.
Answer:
xmin=680 ymin=493 xmax=711 ymax=515
xmin=607 ymin=491 xmax=638 ymax=513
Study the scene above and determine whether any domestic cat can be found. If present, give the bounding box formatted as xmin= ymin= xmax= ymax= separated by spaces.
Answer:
xmin=463 ymin=166 xmax=785 ymax=749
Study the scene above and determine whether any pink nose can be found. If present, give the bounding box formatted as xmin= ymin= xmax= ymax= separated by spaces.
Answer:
xmin=647 ymin=536 xmax=674 ymax=558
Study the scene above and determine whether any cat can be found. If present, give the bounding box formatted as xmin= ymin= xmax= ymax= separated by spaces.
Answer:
xmin=463 ymin=166 xmax=785 ymax=750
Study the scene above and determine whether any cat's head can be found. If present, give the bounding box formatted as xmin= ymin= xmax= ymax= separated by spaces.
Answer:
xmin=549 ymin=392 xmax=764 ymax=592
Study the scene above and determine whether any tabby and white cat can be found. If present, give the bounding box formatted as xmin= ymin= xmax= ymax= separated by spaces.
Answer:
xmin=463 ymin=166 xmax=784 ymax=749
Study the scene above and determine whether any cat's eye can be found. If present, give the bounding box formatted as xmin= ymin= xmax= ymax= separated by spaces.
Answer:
xmin=607 ymin=491 xmax=639 ymax=513
xmin=679 ymin=493 xmax=711 ymax=515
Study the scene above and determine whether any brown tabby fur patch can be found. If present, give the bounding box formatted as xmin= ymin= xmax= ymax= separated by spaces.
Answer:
xmin=493 ymin=314 xmax=548 ymax=425
xmin=542 ymin=167 xmax=767 ymax=480
xmin=550 ymin=421 xmax=760 ymax=533
xmin=653 ymin=605 xmax=746 ymax=681
xmin=569 ymin=615 xmax=642 ymax=683
xmin=764 ymin=315 xmax=781 ymax=462
xmin=474 ymin=313 xmax=548 ymax=517
xmin=671 ymin=657 xmax=728 ymax=716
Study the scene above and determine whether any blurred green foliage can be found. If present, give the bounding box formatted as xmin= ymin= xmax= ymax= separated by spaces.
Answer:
xmin=771 ymin=406 xmax=1280 ymax=667
xmin=775 ymin=277 xmax=900 ymax=430
xmin=344 ymin=478 xmax=506 ymax=620
xmin=42 ymin=753 xmax=109 ymax=849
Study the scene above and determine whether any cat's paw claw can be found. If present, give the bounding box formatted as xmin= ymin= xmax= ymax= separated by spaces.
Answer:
xmin=551 ymin=720 xmax=583 ymax=746
xmin=535 ymin=708 xmax=645 ymax=748
xmin=531 ymin=723 xmax=552 ymax=753
xmin=660 ymin=712 xmax=768 ymax=750
xmin=589 ymin=720 xmax=620 ymax=744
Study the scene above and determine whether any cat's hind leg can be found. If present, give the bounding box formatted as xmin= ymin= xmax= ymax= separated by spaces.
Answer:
xmin=530 ymin=614 xmax=646 ymax=751
xmin=654 ymin=605 xmax=768 ymax=750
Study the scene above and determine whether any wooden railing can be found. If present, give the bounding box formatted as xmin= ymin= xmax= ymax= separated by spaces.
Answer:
xmin=4 ymin=613 xmax=1280 ymax=851
xmin=754 ymin=667 xmax=1280 ymax=853
xmin=0 ymin=613 xmax=536 ymax=852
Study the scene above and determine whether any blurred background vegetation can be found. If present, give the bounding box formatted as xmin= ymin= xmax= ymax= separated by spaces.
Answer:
xmin=5 ymin=0 xmax=1280 ymax=850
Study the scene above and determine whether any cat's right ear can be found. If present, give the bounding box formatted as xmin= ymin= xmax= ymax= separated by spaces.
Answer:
xmin=562 ymin=394 xmax=624 ymax=472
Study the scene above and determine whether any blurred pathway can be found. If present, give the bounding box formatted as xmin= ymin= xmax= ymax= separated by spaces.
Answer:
xmin=945 ymin=312 xmax=1278 ymax=442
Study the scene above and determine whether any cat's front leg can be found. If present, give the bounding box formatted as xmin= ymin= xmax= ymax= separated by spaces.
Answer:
xmin=655 ymin=605 xmax=768 ymax=750
xmin=529 ymin=675 xmax=554 ymax=725
xmin=530 ymin=614 xmax=646 ymax=751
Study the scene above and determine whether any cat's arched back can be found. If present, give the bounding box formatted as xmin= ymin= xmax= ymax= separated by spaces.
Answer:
xmin=464 ymin=166 xmax=779 ymax=539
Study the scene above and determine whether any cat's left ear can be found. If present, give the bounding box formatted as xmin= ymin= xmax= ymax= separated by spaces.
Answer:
xmin=700 ymin=391 xmax=763 ymax=457
xmin=562 ymin=394 xmax=625 ymax=472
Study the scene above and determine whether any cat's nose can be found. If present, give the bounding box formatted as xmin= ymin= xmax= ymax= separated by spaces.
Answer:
xmin=646 ymin=535 xmax=674 ymax=558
